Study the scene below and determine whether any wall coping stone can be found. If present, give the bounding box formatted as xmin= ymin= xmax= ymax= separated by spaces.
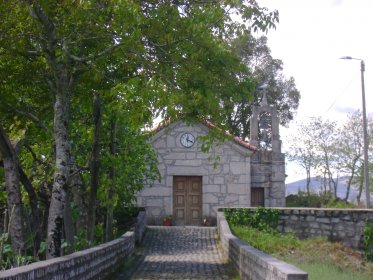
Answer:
xmin=219 ymin=207 xmax=373 ymax=213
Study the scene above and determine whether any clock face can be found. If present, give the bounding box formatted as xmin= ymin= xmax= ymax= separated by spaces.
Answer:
xmin=180 ymin=133 xmax=195 ymax=148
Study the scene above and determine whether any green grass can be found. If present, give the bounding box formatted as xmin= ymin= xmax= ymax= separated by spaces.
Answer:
xmin=230 ymin=225 xmax=373 ymax=280
xmin=286 ymin=259 xmax=372 ymax=280
xmin=230 ymin=224 xmax=300 ymax=255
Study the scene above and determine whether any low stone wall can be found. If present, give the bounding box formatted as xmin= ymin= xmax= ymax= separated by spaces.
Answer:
xmin=276 ymin=207 xmax=373 ymax=250
xmin=221 ymin=207 xmax=373 ymax=250
xmin=0 ymin=210 xmax=147 ymax=280
xmin=0 ymin=232 xmax=134 ymax=280
xmin=217 ymin=212 xmax=308 ymax=280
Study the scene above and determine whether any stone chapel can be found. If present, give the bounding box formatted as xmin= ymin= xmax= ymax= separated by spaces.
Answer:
xmin=137 ymin=94 xmax=286 ymax=225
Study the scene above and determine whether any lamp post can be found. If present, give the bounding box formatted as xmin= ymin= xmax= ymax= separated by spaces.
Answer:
xmin=340 ymin=56 xmax=370 ymax=208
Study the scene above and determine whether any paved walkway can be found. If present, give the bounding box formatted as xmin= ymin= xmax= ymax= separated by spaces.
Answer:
xmin=114 ymin=226 xmax=234 ymax=280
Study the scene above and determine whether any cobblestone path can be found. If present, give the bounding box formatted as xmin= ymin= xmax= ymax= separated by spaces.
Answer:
xmin=114 ymin=226 xmax=233 ymax=280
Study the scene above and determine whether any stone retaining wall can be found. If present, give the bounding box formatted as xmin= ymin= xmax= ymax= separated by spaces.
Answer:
xmin=217 ymin=212 xmax=308 ymax=280
xmin=0 ymin=232 xmax=134 ymax=280
xmin=276 ymin=207 xmax=373 ymax=250
xmin=0 ymin=210 xmax=147 ymax=280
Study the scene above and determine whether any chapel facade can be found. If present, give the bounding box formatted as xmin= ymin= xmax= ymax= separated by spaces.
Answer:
xmin=137 ymin=96 xmax=285 ymax=225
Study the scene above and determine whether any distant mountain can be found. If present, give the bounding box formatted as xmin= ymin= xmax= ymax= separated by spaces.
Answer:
xmin=286 ymin=176 xmax=367 ymax=202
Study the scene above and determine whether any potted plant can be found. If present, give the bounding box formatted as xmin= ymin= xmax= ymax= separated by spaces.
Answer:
xmin=203 ymin=216 xmax=211 ymax=226
xmin=163 ymin=215 xmax=172 ymax=226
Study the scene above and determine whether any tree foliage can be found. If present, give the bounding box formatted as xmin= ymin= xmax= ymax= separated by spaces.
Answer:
xmin=0 ymin=0 xmax=281 ymax=264
xmin=288 ymin=113 xmax=373 ymax=203
xmin=227 ymin=35 xmax=300 ymax=139
xmin=287 ymin=120 xmax=321 ymax=195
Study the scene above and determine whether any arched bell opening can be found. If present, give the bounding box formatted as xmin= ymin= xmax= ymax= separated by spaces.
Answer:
xmin=258 ymin=111 xmax=272 ymax=151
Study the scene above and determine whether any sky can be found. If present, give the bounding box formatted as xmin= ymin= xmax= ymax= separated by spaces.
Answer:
xmin=257 ymin=0 xmax=373 ymax=182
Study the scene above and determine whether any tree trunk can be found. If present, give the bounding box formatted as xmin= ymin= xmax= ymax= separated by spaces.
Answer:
xmin=105 ymin=190 xmax=114 ymax=242
xmin=87 ymin=92 xmax=102 ymax=242
xmin=47 ymin=86 xmax=71 ymax=258
xmin=105 ymin=119 xmax=116 ymax=242
xmin=31 ymin=4 xmax=72 ymax=259
xmin=63 ymin=191 xmax=74 ymax=254
xmin=328 ymin=173 xmax=334 ymax=197
xmin=329 ymin=174 xmax=338 ymax=200
xmin=18 ymin=167 xmax=42 ymax=256
xmin=70 ymin=160 xmax=87 ymax=236
xmin=46 ymin=63 xmax=72 ymax=259
xmin=323 ymin=171 xmax=327 ymax=195
xmin=357 ymin=167 xmax=364 ymax=205
xmin=306 ymin=168 xmax=311 ymax=195
xmin=344 ymin=161 xmax=357 ymax=202
xmin=38 ymin=181 xmax=52 ymax=259
xmin=0 ymin=125 xmax=25 ymax=256
xmin=345 ymin=176 xmax=352 ymax=202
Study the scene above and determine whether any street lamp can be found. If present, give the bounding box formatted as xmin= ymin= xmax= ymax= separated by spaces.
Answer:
xmin=340 ymin=56 xmax=370 ymax=208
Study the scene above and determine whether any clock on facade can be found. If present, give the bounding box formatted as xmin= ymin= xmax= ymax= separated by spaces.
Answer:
xmin=180 ymin=133 xmax=195 ymax=148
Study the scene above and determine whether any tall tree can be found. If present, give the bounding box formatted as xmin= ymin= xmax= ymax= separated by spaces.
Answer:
xmin=312 ymin=118 xmax=340 ymax=198
xmin=227 ymin=35 xmax=300 ymax=139
xmin=288 ymin=113 xmax=373 ymax=202
xmin=1 ymin=0 xmax=279 ymax=258
xmin=87 ymin=92 xmax=102 ymax=242
xmin=350 ymin=114 xmax=373 ymax=204
xmin=0 ymin=125 xmax=25 ymax=256
xmin=0 ymin=0 xmax=131 ymax=258
xmin=287 ymin=117 xmax=340 ymax=197
xmin=337 ymin=111 xmax=364 ymax=201
xmin=29 ymin=3 xmax=77 ymax=258
xmin=287 ymin=121 xmax=320 ymax=195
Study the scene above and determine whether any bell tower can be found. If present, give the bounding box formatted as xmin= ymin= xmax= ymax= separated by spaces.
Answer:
xmin=250 ymin=90 xmax=285 ymax=207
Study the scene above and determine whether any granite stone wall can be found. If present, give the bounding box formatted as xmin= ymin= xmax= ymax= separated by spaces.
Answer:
xmin=277 ymin=207 xmax=373 ymax=250
xmin=0 ymin=232 xmax=134 ymax=280
xmin=138 ymin=121 xmax=253 ymax=224
xmin=217 ymin=212 xmax=308 ymax=280
xmin=223 ymin=207 xmax=373 ymax=250
xmin=0 ymin=211 xmax=147 ymax=280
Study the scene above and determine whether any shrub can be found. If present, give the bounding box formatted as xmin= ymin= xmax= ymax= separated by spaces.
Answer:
xmin=363 ymin=220 xmax=373 ymax=261
xmin=224 ymin=208 xmax=280 ymax=233
xmin=286 ymin=191 xmax=354 ymax=208
xmin=324 ymin=199 xmax=354 ymax=209
xmin=286 ymin=192 xmax=323 ymax=207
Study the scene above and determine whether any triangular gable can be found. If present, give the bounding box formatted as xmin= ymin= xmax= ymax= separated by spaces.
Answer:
xmin=151 ymin=120 xmax=256 ymax=157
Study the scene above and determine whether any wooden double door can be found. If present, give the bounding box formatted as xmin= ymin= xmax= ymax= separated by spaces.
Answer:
xmin=173 ymin=176 xmax=202 ymax=226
